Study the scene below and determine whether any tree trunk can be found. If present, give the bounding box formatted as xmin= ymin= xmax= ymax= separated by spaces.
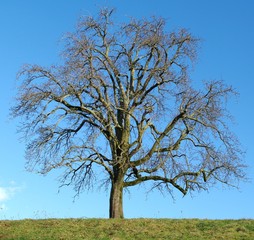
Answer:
xmin=109 ymin=177 xmax=124 ymax=218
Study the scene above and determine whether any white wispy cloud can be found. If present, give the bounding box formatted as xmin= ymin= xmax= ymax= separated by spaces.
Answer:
xmin=0 ymin=183 xmax=23 ymax=203
xmin=0 ymin=187 xmax=9 ymax=201
xmin=0 ymin=183 xmax=23 ymax=213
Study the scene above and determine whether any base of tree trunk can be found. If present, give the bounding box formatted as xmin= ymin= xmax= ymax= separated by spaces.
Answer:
xmin=109 ymin=181 xmax=124 ymax=218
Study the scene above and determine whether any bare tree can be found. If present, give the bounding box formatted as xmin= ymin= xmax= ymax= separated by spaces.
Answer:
xmin=12 ymin=8 xmax=245 ymax=218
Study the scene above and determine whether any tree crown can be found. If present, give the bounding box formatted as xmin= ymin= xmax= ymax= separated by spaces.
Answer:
xmin=12 ymin=8 xmax=245 ymax=203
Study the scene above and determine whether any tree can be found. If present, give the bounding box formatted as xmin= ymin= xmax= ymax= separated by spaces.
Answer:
xmin=12 ymin=8 xmax=245 ymax=218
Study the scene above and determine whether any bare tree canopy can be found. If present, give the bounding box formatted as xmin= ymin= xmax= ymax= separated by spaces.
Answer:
xmin=12 ymin=8 xmax=245 ymax=218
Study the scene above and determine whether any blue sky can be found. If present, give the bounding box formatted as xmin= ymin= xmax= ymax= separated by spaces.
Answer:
xmin=0 ymin=0 xmax=254 ymax=219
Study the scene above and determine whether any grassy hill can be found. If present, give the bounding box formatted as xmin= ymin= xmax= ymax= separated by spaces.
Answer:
xmin=0 ymin=218 xmax=253 ymax=239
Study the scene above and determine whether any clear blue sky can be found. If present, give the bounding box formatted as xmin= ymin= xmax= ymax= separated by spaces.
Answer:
xmin=1 ymin=0 xmax=254 ymax=219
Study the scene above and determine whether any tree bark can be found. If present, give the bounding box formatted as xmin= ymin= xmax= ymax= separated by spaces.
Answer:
xmin=109 ymin=176 xmax=124 ymax=218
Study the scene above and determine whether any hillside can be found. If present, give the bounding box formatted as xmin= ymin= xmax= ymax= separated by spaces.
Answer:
xmin=0 ymin=218 xmax=253 ymax=239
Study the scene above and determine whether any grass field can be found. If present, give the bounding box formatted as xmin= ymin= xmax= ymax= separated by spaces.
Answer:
xmin=0 ymin=218 xmax=253 ymax=239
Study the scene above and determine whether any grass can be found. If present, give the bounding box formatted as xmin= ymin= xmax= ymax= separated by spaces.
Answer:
xmin=0 ymin=218 xmax=253 ymax=239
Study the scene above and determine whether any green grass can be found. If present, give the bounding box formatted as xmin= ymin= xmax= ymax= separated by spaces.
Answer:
xmin=0 ymin=218 xmax=253 ymax=239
